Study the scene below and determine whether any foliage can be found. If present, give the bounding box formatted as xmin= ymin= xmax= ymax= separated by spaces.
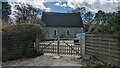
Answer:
xmin=71 ymin=7 xmax=94 ymax=23
xmin=70 ymin=7 xmax=95 ymax=32
xmin=13 ymin=3 xmax=44 ymax=25
xmin=2 ymin=23 xmax=44 ymax=61
xmin=71 ymin=7 xmax=87 ymax=13
xmin=93 ymin=23 xmax=109 ymax=32
xmin=94 ymin=10 xmax=120 ymax=33
xmin=84 ymin=24 xmax=89 ymax=32
xmin=2 ymin=23 xmax=44 ymax=44
xmin=14 ymin=3 xmax=35 ymax=23
xmin=83 ymin=12 xmax=95 ymax=32
xmin=2 ymin=3 xmax=45 ymax=61
xmin=84 ymin=12 xmax=94 ymax=23
xmin=2 ymin=2 xmax=11 ymax=23
xmin=13 ymin=3 xmax=45 ymax=38
xmin=71 ymin=7 xmax=120 ymax=33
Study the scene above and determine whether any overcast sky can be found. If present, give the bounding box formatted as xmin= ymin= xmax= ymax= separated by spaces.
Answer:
xmin=6 ymin=0 xmax=120 ymax=13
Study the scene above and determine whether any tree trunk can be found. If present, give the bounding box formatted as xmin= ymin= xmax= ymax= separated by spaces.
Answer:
xmin=87 ymin=21 xmax=93 ymax=32
xmin=88 ymin=25 xmax=93 ymax=32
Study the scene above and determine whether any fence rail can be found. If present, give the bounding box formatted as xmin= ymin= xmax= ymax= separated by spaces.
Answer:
xmin=85 ymin=32 xmax=120 ymax=66
xmin=39 ymin=44 xmax=81 ymax=56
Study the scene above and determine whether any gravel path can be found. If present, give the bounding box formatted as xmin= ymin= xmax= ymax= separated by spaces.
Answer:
xmin=2 ymin=55 xmax=83 ymax=66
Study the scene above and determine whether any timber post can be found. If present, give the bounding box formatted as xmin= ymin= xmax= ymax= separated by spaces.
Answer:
xmin=35 ymin=35 xmax=39 ymax=54
xmin=57 ymin=35 xmax=60 ymax=55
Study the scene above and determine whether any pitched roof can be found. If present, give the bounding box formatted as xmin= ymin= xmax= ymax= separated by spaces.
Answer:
xmin=41 ymin=12 xmax=83 ymax=27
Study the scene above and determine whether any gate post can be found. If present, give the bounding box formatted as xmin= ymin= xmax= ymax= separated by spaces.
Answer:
xmin=81 ymin=33 xmax=85 ymax=57
xmin=57 ymin=35 xmax=60 ymax=55
xmin=35 ymin=35 xmax=39 ymax=54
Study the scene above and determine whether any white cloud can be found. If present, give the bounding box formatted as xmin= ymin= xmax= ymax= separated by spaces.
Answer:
xmin=54 ymin=2 xmax=60 ymax=6
xmin=8 ymin=0 xmax=51 ymax=12
xmin=8 ymin=0 xmax=119 ymax=12
xmin=17 ymin=0 xmax=51 ymax=12
xmin=66 ymin=0 xmax=119 ymax=12
xmin=61 ymin=3 xmax=67 ymax=7
xmin=45 ymin=8 xmax=51 ymax=12
xmin=44 ymin=0 xmax=67 ymax=2
xmin=54 ymin=2 xmax=67 ymax=7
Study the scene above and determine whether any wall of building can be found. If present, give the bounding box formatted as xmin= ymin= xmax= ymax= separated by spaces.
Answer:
xmin=45 ymin=27 xmax=83 ymax=39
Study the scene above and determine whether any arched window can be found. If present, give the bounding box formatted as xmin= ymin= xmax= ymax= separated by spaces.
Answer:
xmin=66 ymin=30 xmax=70 ymax=35
xmin=54 ymin=30 xmax=57 ymax=35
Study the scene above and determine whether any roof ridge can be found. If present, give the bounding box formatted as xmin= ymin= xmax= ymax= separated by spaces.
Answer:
xmin=43 ymin=12 xmax=80 ymax=14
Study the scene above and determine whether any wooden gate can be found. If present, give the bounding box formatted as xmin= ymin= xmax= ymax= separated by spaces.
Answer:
xmin=38 ymin=40 xmax=81 ymax=56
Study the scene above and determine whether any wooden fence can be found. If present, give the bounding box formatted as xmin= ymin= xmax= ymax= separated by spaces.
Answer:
xmin=85 ymin=32 xmax=120 ymax=66
xmin=38 ymin=43 xmax=81 ymax=56
xmin=3 ymin=43 xmax=34 ymax=61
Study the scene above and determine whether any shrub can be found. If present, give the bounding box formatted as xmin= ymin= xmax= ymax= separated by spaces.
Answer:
xmin=2 ymin=23 xmax=44 ymax=61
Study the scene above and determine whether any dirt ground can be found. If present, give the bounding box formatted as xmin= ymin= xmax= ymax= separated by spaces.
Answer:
xmin=2 ymin=55 xmax=85 ymax=66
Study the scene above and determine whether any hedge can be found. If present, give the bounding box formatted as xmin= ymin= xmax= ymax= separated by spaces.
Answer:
xmin=2 ymin=23 xmax=44 ymax=61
